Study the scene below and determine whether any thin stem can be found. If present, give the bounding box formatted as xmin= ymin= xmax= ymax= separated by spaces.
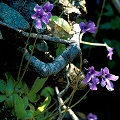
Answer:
xmin=59 ymin=1 xmax=70 ymax=18
xmin=81 ymin=40 xmax=107 ymax=47
xmin=79 ymin=33 xmax=84 ymax=70
xmin=20 ymin=33 xmax=38 ymax=81
xmin=94 ymin=0 xmax=106 ymax=36
xmin=63 ymin=89 xmax=75 ymax=105
xmin=45 ymin=85 xmax=71 ymax=119
xmin=47 ymin=106 xmax=58 ymax=119
xmin=56 ymin=66 xmax=71 ymax=120
xmin=88 ymin=0 xmax=106 ymax=58
xmin=69 ymin=89 xmax=90 ymax=109
xmin=61 ymin=89 xmax=77 ymax=120
xmin=44 ymin=100 xmax=57 ymax=114
xmin=53 ymin=89 xmax=90 ymax=120
xmin=53 ymin=0 xmax=59 ymax=4
xmin=54 ymin=87 xmax=79 ymax=120
xmin=17 ymin=24 xmax=34 ymax=80
xmin=61 ymin=78 xmax=79 ymax=119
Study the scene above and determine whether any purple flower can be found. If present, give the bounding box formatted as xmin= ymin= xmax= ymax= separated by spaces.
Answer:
xmin=32 ymin=5 xmax=48 ymax=29
xmin=100 ymin=67 xmax=119 ymax=91
xmin=43 ymin=2 xmax=54 ymax=12
xmin=83 ymin=66 xmax=101 ymax=90
xmin=79 ymin=21 xmax=97 ymax=33
xmin=106 ymin=46 xmax=114 ymax=60
xmin=43 ymin=2 xmax=54 ymax=20
xmin=87 ymin=113 xmax=98 ymax=120
xmin=31 ymin=2 xmax=54 ymax=29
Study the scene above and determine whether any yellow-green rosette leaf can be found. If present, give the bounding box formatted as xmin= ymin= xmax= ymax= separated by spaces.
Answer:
xmin=5 ymin=72 xmax=15 ymax=97
xmin=15 ymin=81 xmax=28 ymax=95
xmin=23 ymin=96 xmax=29 ymax=109
xmin=28 ymin=77 xmax=48 ymax=102
xmin=51 ymin=16 xmax=71 ymax=33
xmin=14 ymin=94 xmax=27 ymax=119
xmin=40 ymin=87 xmax=54 ymax=98
xmin=23 ymin=110 xmax=34 ymax=119
xmin=34 ymin=96 xmax=51 ymax=116
xmin=0 ymin=79 xmax=6 ymax=93
xmin=29 ymin=103 xmax=35 ymax=112
xmin=4 ymin=94 xmax=14 ymax=108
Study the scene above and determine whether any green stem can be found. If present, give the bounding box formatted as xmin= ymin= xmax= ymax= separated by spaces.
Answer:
xmin=61 ymin=80 xmax=80 ymax=119
xmin=69 ymin=89 xmax=90 ymax=109
xmin=20 ymin=33 xmax=38 ymax=81
xmin=53 ymin=0 xmax=59 ymax=4
xmin=87 ymin=0 xmax=106 ymax=58
xmin=79 ymin=33 xmax=84 ymax=70
xmin=61 ymin=89 xmax=77 ymax=119
xmin=48 ymin=89 xmax=90 ymax=120
xmin=94 ymin=0 xmax=106 ymax=37
xmin=17 ymin=24 xmax=34 ymax=80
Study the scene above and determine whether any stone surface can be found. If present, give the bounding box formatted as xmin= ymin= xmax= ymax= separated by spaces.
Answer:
xmin=10 ymin=0 xmax=36 ymax=23
xmin=0 ymin=3 xmax=30 ymax=30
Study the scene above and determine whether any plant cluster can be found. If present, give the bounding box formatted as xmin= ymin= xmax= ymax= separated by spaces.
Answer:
xmin=0 ymin=72 xmax=54 ymax=119
xmin=0 ymin=0 xmax=120 ymax=120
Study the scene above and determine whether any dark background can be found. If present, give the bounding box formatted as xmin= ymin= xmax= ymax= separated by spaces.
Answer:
xmin=70 ymin=0 xmax=120 ymax=120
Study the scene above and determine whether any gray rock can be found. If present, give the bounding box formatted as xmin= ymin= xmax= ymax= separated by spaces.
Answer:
xmin=0 ymin=3 xmax=30 ymax=30
xmin=11 ymin=0 xmax=36 ymax=23
xmin=35 ymin=41 xmax=48 ymax=52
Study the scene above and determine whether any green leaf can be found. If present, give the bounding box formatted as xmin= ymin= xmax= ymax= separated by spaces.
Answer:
xmin=0 ymin=79 xmax=6 ymax=93
xmin=29 ymin=103 xmax=35 ymax=112
xmin=23 ymin=110 xmax=34 ymax=119
xmin=103 ymin=3 xmax=114 ymax=17
xmin=56 ymin=44 xmax=66 ymax=56
xmin=34 ymin=96 xmax=51 ymax=116
xmin=23 ymin=96 xmax=29 ymax=109
xmin=33 ymin=94 xmax=41 ymax=102
xmin=14 ymin=94 xmax=27 ymax=119
xmin=36 ymin=111 xmax=51 ymax=120
xmin=28 ymin=93 xmax=36 ymax=103
xmin=41 ymin=87 xmax=54 ymax=97
xmin=111 ymin=16 xmax=120 ymax=30
xmin=114 ymin=40 xmax=120 ymax=57
xmin=100 ymin=22 xmax=113 ymax=29
xmin=0 ymin=95 xmax=7 ymax=102
xmin=5 ymin=72 xmax=15 ymax=97
xmin=100 ymin=16 xmax=120 ymax=30
xmin=30 ymin=77 xmax=48 ymax=93
xmin=28 ymin=77 xmax=48 ymax=102
xmin=4 ymin=94 xmax=14 ymax=108
xmin=51 ymin=16 xmax=71 ymax=33
xmin=15 ymin=81 xmax=28 ymax=95
xmin=29 ymin=45 xmax=34 ymax=51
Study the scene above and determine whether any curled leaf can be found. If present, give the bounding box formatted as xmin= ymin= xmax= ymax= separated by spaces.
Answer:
xmin=34 ymin=96 xmax=51 ymax=116
xmin=51 ymin=16 xmax=71 ymax=33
